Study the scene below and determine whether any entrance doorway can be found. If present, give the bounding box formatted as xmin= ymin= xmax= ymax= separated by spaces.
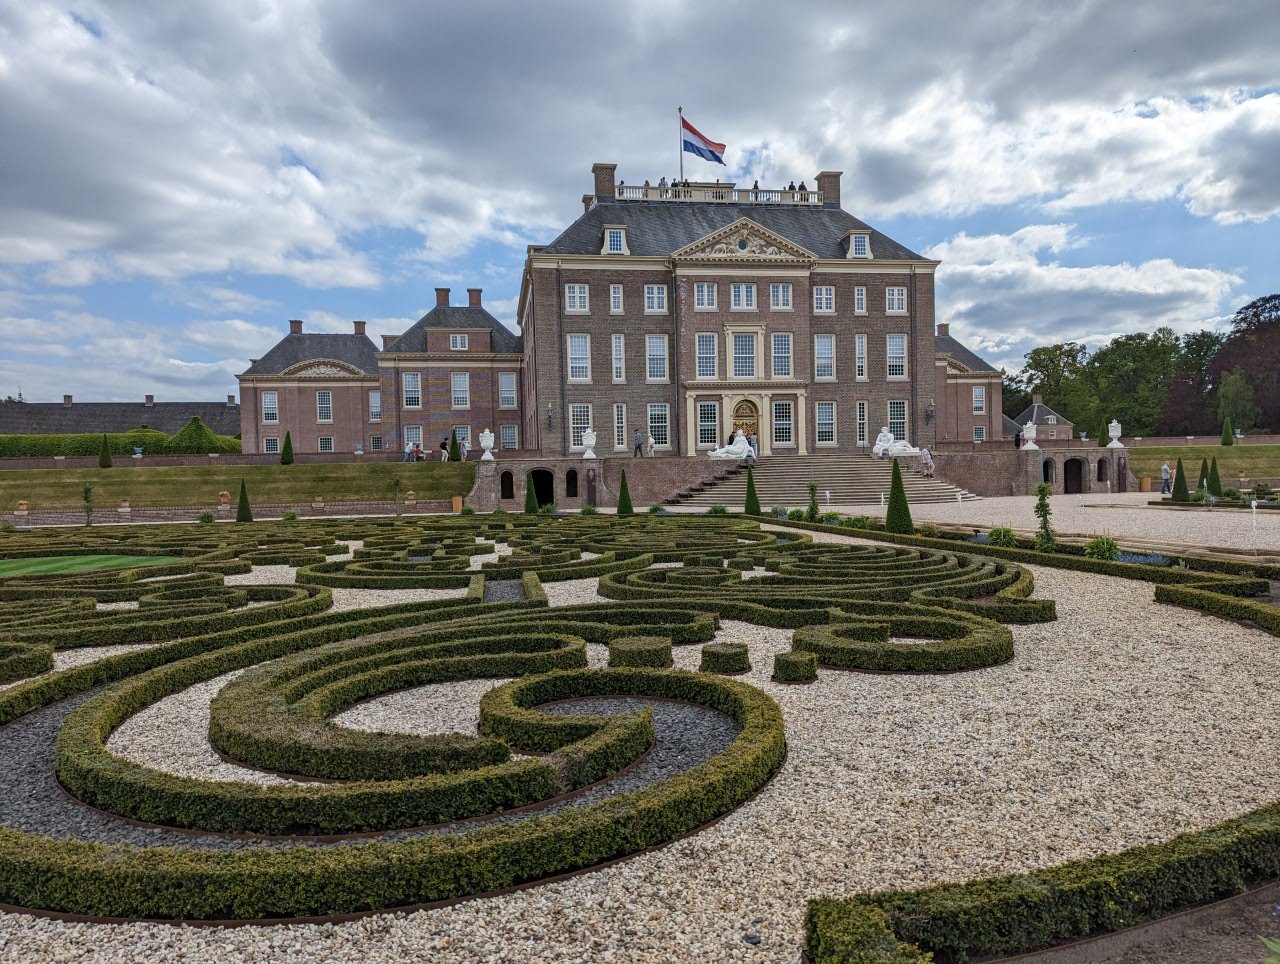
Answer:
xmin=530 ymin=469 xmax=554 ymax=507
xmin=1064 ymin=458 xmax=1085 ymax=494
xmin=731 ymin=400 xmax=759 ymax=440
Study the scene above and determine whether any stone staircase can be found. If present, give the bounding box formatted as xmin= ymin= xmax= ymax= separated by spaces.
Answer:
xmin=666 ymin=453 xmax=978 ymax=508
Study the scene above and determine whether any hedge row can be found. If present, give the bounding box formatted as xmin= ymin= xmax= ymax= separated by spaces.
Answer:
xmin=700 ymin=643 xmax=750 ymax=674
xmin=792 ymin=607 xmax=1014 ymax=674
xmin=0 ymin=642 xmax=52 ymax=684
xmin=0 ymin=420 xmax=241 ymax=457
xmin=607 ymin=636 xmax=673 ymax=669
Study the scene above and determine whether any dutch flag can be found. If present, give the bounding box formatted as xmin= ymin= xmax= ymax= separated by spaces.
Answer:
xmin=681 ymin=117 xmax=727 ymax=166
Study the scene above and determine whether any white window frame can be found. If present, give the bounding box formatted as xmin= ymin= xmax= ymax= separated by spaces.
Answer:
xmin=856 ymin=401 xmax=868 ymax=446
xmin=500 ymin=424 xmax=518 ymax=450
xmin=731 ymin=331 xmax=757 ymax=379
xmin=370 ymin=435 xmax=383 ymax=452
xmin=567 ymin=333 xmax=591 ymax=382
xmin=771 ymin=332 xmax=792 ymax=378
xmin=613 ymin=403 xmax=627 ymax=450
xmin=1045 ymin=415 xmax=1057 ymax=424
xmin=449 ymin=333 xmax=469 ymax=350
xmin=855 ymin=334 xmax=867 ymax=381
xmin=402 ymin=372 xmax=421 ymax=409
xmin=772 ymin=401 xmax=794 ymax=445
xmin=263 ymin=437 xmax=280 ymax=454
xmin=565 ymin=283 xmax=589 ymax=313
xmin=368 ymin=390 xmax=381 ymax=422
xmin=611 ymin=334 xmax=625 ymax=382
xmin=730 ymin=282 xmax=756 ymax=310
xmin=886 ymin=286 xmax=907 ymax=314
xmin=1048 ymin=428 xmax=1058 ymax=439
xmin=644 ymin=284 xmax=667 ymax=314
xmin=816 ymin=401 xmax=836 ymax=445
xmin=813 ymin=286 xmax=835 ymax=313
xmin=318 ymin=436 xmax=334 ymax=453
xmin=569 ymin=403 xmax=592 ymax=449
xmin=973 ymin=425 xmax=986 ymax=442
xmin=261 ymin=390 xmax=278 ymax=423
xmin=850 ymin=234 xmax=870 ymax=258
xmin=451 ymin=425 xmax=471 ymax=449
xmin=887 ymin=334 xmax=907 ymax=380
xmin=605 ymin=228 xmax=625 ymax=254
xmin=499 ymin=372 xmax=517 ymax=408
xmin=888 ymin=400 xmax=908 ymax=444
xmin=646 ymin=334 xmax=669 ymax=382
xmin=450 ymin=372 xmax=470 ymax=409
xmin=972 ymin=385 xmax=986 ymax=415
xmin=695 ymin=332 xmax=717 ymax=379
xmin=403 ymin=425 xmax=422 ymax=447
xmin=854 ymin=286 xmax=867 ymax=314
xmin=647 ymin=402 xmax=670 ymax=448
xmin=769 ymin=283 xmax=792 ymax=310
xmin=814 ymin=334 xmax=835 ymax=379
xmin=694 ymin=282 xmax=717 ymax=310
xmin=316 ymin=390 xmax=332 ymax=423
xmin=697 ymin=401 xmax=719 ymax=447
xmin=610 ymin=284 xmax=623 ymax=313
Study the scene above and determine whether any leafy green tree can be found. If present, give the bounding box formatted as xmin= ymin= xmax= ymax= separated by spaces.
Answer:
xmin=235 ymin=479 xmax=253 ymax=522
xmin=1086 ymin=329 xmax=1181 ymax=437
xmin=616 ymin=469 xmax=634 ymax=515
xmin=1210 ymin=296 xmax=1279 ymax=431
xmin=1207 ymin=456 xmax=1223 ymax=497
xmin=1216 ymin=368 xmax=1263 ymax=432
xmin=806 ymin=481 xmax=819 ymax=523
xmin=1033 ymin=482 xmax=1055 ymax=552
xmin=98 ymin=434 xmax=112 ymax=468
xmin=1000 ymin=371 xmax=1032 ymax=420
xmin=744 ymin=465 xmax=761 ymax=516
xmin=281 ymin=431 xmax=294 ymax=465
xmin=1158 ymin=329 xmax=1225 ymax=435
xmin=884 ymin=459 xmax=913 ymax=534
xmin=1172 ymin=458 xmax=1189 ymax=501
xmin=523 ymin=471 xmax=538 ymax=514
xmin=448 ymin=428 xmax=461 ymax=462
xmin=1221 ymin=416 xmax=1234 ymax=446
xmin=82 ymin=484 xmax=94 ymax=526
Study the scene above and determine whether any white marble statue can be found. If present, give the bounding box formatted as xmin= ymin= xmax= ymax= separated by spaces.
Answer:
xmin=1021 ymin=421 xmax=1039 ymax=450
xmin=871 ymin=426 xmax=920 ymax=458
xmin=710 ymin=431 xmax=753 ymax=460
xmin=581 ymin=428 xmax=597 ymax=459
xmin=1106 ymin=419 xmax=1124 ymax=448
xmin=478 ymin=428 xmax=495 ymax=461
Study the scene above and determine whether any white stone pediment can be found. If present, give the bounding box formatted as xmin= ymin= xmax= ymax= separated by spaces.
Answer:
xmin=281 ymin=359 xmax=365 ymax=378
xmin=673 ymin=218 xmax=816 ymax=262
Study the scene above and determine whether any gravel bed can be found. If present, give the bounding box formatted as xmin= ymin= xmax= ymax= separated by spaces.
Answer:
xmin=482 ymin=578 xmax=524 ymax=603
xmin=334 ymin=678 xmax=511 ymax=738
xmin=543 ymin=577 xmax=615 ymax=608
xmin=327 ymin=586 xmax=468 ymax=613
xmin=0 ymin=643 xmax=159 ymax=694
xmin=223 ymin=565 xmax=296 ymax=586
xmin=94 ymin=600 xmax=139 ymax=612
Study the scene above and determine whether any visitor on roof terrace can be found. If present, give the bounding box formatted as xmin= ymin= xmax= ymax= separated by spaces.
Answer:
xmin=787 ymin=180 xmax=796 ymax=191
xmin=798 ymin=181 xmax=807 ymax=192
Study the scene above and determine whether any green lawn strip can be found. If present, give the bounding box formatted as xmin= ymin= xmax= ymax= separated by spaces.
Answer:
xmin=0 ymin=555 xmax=184 ymax=577
xmin=1126 ymin=444 xmax=1280 ymax=483
xmin=0 ymin=462 xmax=474 ymax=509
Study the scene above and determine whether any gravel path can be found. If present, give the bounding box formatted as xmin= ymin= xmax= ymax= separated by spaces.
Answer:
xmin=543 ymin=577 xmax=616 ymax=607
xmin=0 ymin=643 xmax=159 ymax=694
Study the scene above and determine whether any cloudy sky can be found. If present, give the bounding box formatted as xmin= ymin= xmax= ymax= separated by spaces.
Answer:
xmin=2 ymin=1 xmax=1278 ymax=402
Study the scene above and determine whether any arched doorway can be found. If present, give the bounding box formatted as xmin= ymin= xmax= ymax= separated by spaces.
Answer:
xmin=1097 ymin=458 xmax=1109 ymax=483
xmin=499 ymin=471 xmax=514 ymax=500
xmin=565 ymin=469 xmax=579 ymax=498
xmin=1064 ymin=458 xmax=1085 ymax=494
xmin=530 ymin=469 xmax=554 ymax=507
xmin=731 ymin=400 xmax=759 ymax=440
xmin=1042 ymin=459 xmax=1056 ymax=485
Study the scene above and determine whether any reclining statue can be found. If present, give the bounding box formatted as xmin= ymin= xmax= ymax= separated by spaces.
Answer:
xmin=871 ymin=426 xmax=920 ymax=458
xmin=710 ymin=431 xmax=754 ymax=460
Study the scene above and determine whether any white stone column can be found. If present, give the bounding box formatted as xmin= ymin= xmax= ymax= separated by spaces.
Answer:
xmin=685 ymin=392 xmax=697 ymax=455
xmin=761 ymin=393 xmax=772 ymax=456
xmin=796 ymin=391 xmax=808 ymax=456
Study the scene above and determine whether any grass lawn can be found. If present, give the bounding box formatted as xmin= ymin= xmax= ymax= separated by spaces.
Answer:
xmin=0 ymin=554 xmax=184 ymax=577
xmin=1125 ymin=444 xmax=1280 ymax=484
xmin=0 ymin=462 xmax=474 ymax=510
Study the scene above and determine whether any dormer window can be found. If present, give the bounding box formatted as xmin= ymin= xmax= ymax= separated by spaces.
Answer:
xmin=1045 ymin=415 xmax=1057 ymax=424
xmin=601 ymin=225 xmax=629 ymax=255
xmin=847 ymin=233 xmax=871 ymax=259
xmin=449 ymin=333 xmax=469 ymax=350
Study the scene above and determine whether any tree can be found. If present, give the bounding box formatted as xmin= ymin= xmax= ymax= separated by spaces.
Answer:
xmin=1157 ymin=329 xmax=1225 ymax=435
xmin=235 ymin=479 xmax=253 ymax=522
xmin=1172 ymin=458 xmax=1189 ymax=502
xmin=616 ymin=469 xmax=634 ymax=515
xmin=1229 ymin=293 xmax=1280 ymax=333
xmin=884 ymin=458 xmax=913 ymax=534
xmin=448 ymin=429 xmax=461 ymax=462
xmin=98 ymin=434 xmax=112 ymax=468
xmin=806 ymin=481 xmax=819 ymax=523
xmin=744 ymin=465 xmax=761 ymax=516
xmin=524 ymin=471 xmax=538 ymax=514
xmin=1197 ymin=457 xmax=1209 ymax=491
xmin=1033 ymin=482 xmax=1055 ymax=552
xmin=1221 ymin=416 xmax=1234 ymax=446
xmin=281 ymin=431 xmax=294 ymax=465
xmin=389 ymin=476 xmax=404 ymax=517
xmin=82 ymin=484 xmax=94 ymax=527
xmin=1216 ymin=368 xmax=1263 ymax=432
xmin=1000 ymin=371 xmax=1032 ymax=421
xmin=1211 ymin=296 xmax=1280 ymax=432
xmin=1207 ymin=456 xmax=1223 ymax=497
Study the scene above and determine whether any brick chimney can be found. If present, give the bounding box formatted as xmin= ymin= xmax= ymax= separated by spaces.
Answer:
xmin=353 ymin=320 xmax=367 ymax=335
xmin=144 ymin=394 xmax=154 ymax=407
xmin=435 ymin=287 xmax=451 ymax=307
xmin=382 ymin=334 xmax=396 ymax=349
xmin=467 ymin=288 xmax=482 ymax=308
xmin=226 ymin=394 xmax=236 ymax=406
xmin=289 ymin=319 xmax=303 ymax=334
xmin=62 ymin=394 xmax=72 ymax=406
xmin=591 ymin=162 xmax=617 ymax=199
xmin=1032 ymin=393 xmax=1043 ymax=405
xmin=936 ymin=323 xmax=950 ymax=336
xmin=815 ymin=170 xmax=842 ymax=208
xmin=582 ymin=194 xmax=594 ymax=215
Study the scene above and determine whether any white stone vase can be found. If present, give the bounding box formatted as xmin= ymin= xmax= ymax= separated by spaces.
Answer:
xmin=1106 ymin=419 xmax=1124 ymax=448
xmin=1021 ymin=421 xmax=1039 ymax=450
xmin=479 ymin=428 xmax=495 ymax=461
xmin=581 ymin=428 xmax=597 ymax=459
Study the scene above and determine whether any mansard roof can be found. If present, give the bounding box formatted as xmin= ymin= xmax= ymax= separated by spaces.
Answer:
xmin=240 ymin=333 xmax=380 ymax=377
xmin=935 ymin=332 xmax=1000 ymax=374
xmin=0 ymin=400 xmax=240 ymax=436
xmin=538 ymin=198 xmax=926 ymax=261
xmin=384 ymin=305 xmax=523 ymax=354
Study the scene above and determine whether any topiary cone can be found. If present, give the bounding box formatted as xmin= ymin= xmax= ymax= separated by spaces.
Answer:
xmin=885 ymin=458 xmax=913 ymax=534
xmin=1207 ymin=456 xmax=1223 ymax=497
xmin=448 ymin=428 xmax=461 ymax=462
xmin=1171 ymin=458 xmax=1189 ymax=501
xmin=98 ymin=434 xmax=112 ymax=469
xmin=1221 ymin=416 xmax=1234 ymax=446
xmin=235 ymin=478 xmax=253 ymax=522
xmin=523 ymin=471 xmax=538 ymax=514
xmin=616 ymin=469 xmax=634 ymax=515
xmin=1197 ymin=457 xmax=1209 ymax=491
xmin=280 ymin=431 xmax=294 ymax=465
xmin=744 ymin=465 xmax=761 ymax=516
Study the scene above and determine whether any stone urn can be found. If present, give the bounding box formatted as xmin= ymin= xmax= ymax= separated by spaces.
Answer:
xmin=1021 ymin=421 xmax=1039 ymax=450
xmin=218 ymin=491 xmax=231 ymax=505
xmin=581 ymin=428 xmax=597 ymax=459
xmin=405 ymin=490 xmax=416 ymax=506
xmin=479 ymin=428 xmax=496 ymax=461
xmin=118 ymin=499 xmax=131 ymax=514
xmin=16 ymin=500 xmax=28 ymax=516
xmin=1107 ymin=419 xmax=1125 ymax=448
xmin=312 ymin=496 xmax=324 ymax=509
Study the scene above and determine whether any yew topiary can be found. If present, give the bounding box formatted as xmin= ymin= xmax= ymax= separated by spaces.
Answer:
xmin=617 ymin=469 xmax=634 ymax=515
xmin=744 ymin=465 xmax=761 ymax=516
xmin=884 ymin=458 xmax=913 ymax=534
xmin=1171 ymin=458 xmax=1189 ymax=501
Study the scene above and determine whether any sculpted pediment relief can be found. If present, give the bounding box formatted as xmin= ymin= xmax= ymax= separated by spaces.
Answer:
xmin=281 ymin=359 xmax=364 ymax=378
xmin=673 ymin=218 xmax=816 ymax=262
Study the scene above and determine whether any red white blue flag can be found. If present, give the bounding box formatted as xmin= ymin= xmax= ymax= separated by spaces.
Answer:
xmin=681 ymin=117 xmax=726 ymax=165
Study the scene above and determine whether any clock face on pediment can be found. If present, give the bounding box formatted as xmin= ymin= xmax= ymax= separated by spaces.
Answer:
xmin=673 ymin=218 xmax=816 ymax=262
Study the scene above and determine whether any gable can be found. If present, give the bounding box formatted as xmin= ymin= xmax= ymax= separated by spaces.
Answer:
xmin=280 ymin=359 xmax=368 ymax=378
xmin=672 ymin=217 xmax=817 ymax=262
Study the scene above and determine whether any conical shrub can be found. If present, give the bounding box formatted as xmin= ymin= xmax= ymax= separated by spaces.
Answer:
xmin=98 ymin=434 xmax=112 ymax=468
xmin=885 ymin=458 xmax=913 ymax=534
xmin=524 ymin=471 xmax=538 ymax=514
xmin=617 ymin=469 xmax=634 ymax=515
xmin=744 ymin=465 xmax=761 ymax=516
xmin=448 ymin=428 xmax=461 ymax=462
xmin=1221 ymin=417 xmax=1234 ymax=446
xmin=1207 ymin=456 xmax=1223 ymax=497
xmin=280 ymin=431 xmax=294 ymax=465
xmin=235 ymin=479 xmax=253 ymax=522
xmin=1172 ymin=458 xmax=1189 ymax=501
xmin=1197 ymin=457 xmax=1209 ymax=491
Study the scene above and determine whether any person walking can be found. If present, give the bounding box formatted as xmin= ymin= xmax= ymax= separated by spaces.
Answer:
xmin=646 ymin=433 xmax=656 ymax=458
xmin=633 ymin=429 xmax=643 ymax=457
xmin=747 ymin=433 xmax=759 ymax=460
xmin=439 ymin=437 xmax=449 ymax=462
xmin=460 ymin=437 xmax=470 ymax=461
xmin=1160 ymin=462 xmax=1172 ymax=494
xmin=919 ymin=446 xmax=934 ymax=478
xmin=403 ymin=440 xmax=414 ymax=462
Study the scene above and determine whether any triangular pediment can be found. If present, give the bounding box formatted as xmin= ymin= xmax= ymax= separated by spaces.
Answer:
xmin=673 ymin=218 xmax=816 ymax=262
xmin=281 ymin=359 xmax=366 ymax=378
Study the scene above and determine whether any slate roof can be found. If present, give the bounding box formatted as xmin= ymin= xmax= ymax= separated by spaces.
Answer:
xmin=240 ymin=333 xmax=380 ymax=376
xmin=1002 ymin=414 xmax=1023 ymax=438
xmin=0 ymin=401 xmax=240 ymax=437
xmin=384 ymin=306 xmax=523 ymax=354
xmin=539 ymin=198 xmax=926 ymax=261
xmin=1013 ymin=400 xmax=1074 ymax=427
xmin=935 ymin=332 xmax=1000 ymax=374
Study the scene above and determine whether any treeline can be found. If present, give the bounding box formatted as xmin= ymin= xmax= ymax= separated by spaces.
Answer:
xmin=1003 ymin=294 xmax=1280 ymax=437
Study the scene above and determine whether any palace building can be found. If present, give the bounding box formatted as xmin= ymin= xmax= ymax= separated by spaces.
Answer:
xmin=238 ymin=163 xmax=1003 ymax=456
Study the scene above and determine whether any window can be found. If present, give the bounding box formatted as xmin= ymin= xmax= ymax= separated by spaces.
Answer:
xmin=1048 ymin=428 xmax=1057 ymax=439
xmin=771 ymin=332 xmax=792 ymax=377
xmin=565 ymin=283 xmax=588 ymax=312
xmin=732 ymin=332 xmax=757 ymax=378
xmin=647 ymin=403 xmax=670 ymax=447
xmin=452 ymin=425 xmax=471 ymax=448
xmin=569 ymin=404 xmax=592 ymax=448
xmin=855 ymin=334 xmax=867 ymax=380
xmin=613 ymin=403 xmax=627 ymax=449
xmin=816 ymin=401 xmax=836 ymax=444
xmin=887 ymin=334 xmax=907 ymax=378
xmin=644 ymin=284 xmax=667 ymax=313
xmin=697 ymin=402 xmax=719 ymax=447
xmin=500 ymin=425 xmax=518 ymax=449
xmin=403 ymin=372 xmax=421 ymax=408
xmin=854 ymin=286 xmax=867 ymax=314
xmin=973 ymin=425 xmax=986 ymax=442
xmin=646 ymin=334 xmax=668 ymax=381
xmin=772 ymin=401 xmax=794 ymax=445
xmin=370 ymin=435 xmax=383 ymax=451
xmin=610 ymin=284 xmax=623 ymax=313
xmin=606 ymin=228 xmax=624 ymax=254
xmin=856 ymin=401 xmax=868 ymax=445
xmin=888 ymin=400 xmax=907 ymax=443
xmin=972 ymin=386 xmax=986 ymax=415
xmin=731 ymin=283 xmax=756 ymax=309
xmin=814 ymin=335 xmax=835 ymax=379
xmin=316 ymin=390 xmax=332 ymax=422
xmin=451 ymin=372 xmax=470 ymax=408
xmin=403 ymin=425 xmax=422 ymax=447
xmin=318 ymin=437 xmax=334 ymax=453
xmin=263 ymin=437 xmax=280 ymax=454
xmin=886 ymin=286 xmax=907 ymax=313
xmin=499 ymin=372 xmax=517 ymax=408
xmin=567 ymin=333 xmax=591 ymax=381
xmin=850 ymin=234 xmax=869 ymax=258
xmin=449 ymin=333 xmax=469 ymax=350
xmin=695 ymin=333 xmax=717 ymax=379
xmin=368 ymin=390 xmax=381 ymax=421
xmin=261 ymin=391 xmax=278 ymax=423
xmin=769 ymin=283 xmax=792 ymax=309
xmin=813 ymin=286 xmax=834 ymax=313
xmin=694 ymin=282 xmax=717 ymax=309
xmin=1045 ymin=415 xmax=1057 ymax=424
xmin=610 ymin=334 xmax=625 ymax=382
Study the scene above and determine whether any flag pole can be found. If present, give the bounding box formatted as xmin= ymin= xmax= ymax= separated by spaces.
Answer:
xmin=677 ymin=106 xmax=683 ymax=184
